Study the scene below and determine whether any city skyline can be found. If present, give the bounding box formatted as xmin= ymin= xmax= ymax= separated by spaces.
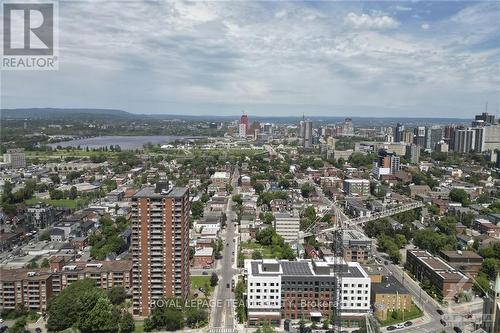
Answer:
xmin=2 ymin=1 xmax=499 ymax=118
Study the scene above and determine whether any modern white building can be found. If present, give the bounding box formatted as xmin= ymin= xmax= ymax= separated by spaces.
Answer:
xmin=3 ymin=149 xmax=26 ymax=169
xmin=244 ymin=258 xmax=371 ymax=327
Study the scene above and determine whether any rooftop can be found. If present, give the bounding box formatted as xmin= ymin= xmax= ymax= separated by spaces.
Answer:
xmin=372 ymin=276 xmax=409 ymax=295
xmin=132 ymin=186 xmax=187 ymax=199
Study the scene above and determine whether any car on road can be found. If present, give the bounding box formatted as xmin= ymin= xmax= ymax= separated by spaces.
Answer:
xmin=453 ymin=327 xmax=462 ymax=333
xmin=394 ymin=323 xmax=405 ymax=329
xmin=226 ymin=283 xmax=230 ymax=288
xmin=440 ymin=319 xmax=447 ymax=326
xmin=404 ymin=321 xmax=412 ymax=327
xmin=437 ymin=309 xmax=444 ymax=315
xmin=386 ymin=326 xmax=396 ymax=331
xmin=202 ymin=271 xmax=208 ymax=275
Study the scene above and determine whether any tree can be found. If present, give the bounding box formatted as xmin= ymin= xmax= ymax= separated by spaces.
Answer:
xmin=256 ymin=323 xmax=276 ymax=333
xmin=301 ymin=183 xmax=314 ymax=198
xmin=253 ymin=183 xmax=265 ymax=194
xmin=185 ymin=307 xmax=209 ymax=328
xmin=232 ymin=194 xmax=243 ymax=205
xmin=27 ymin=259 xmax=38 ymax=268
xmin=10 ymin=317 xmax=27 ymax=333
xmin=47 ymin=279 xmax=103 ymax=331
xmin=191 ymin=201 xmax=204 ymax=219
xmin=40 ymin=258 xmax=50 ymax=268
xmin=108 ymin=286 xmax=127 ymax=305
xmin=252 ymin=250 xmax=263 ymax=260
xmin=474 ymin=272 xmax=491 ymax=296
xmin=119 ymin=312 xmax=135 ymax=333
xmin=262 ymin=212 xmax=274 ymax=224
xmin=450 ymin=188 xmax=469 ymax=206
xmin=69 ymin=186 xmax=78 ymax=200
xmin=39 ymin=231 xmax=51 ymax=241
xmin=148 ymin=298 xmax=184 ymax=331
xmin=210 ymin=273 xmax=219 ymax=287
xmin=481 ymin=258 xmax=499 ymax=279
xmin=79 ymin=297 xmax=118 ymax=333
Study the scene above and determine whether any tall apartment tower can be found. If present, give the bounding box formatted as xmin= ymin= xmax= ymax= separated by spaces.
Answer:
xmin=304 ymin=120 xmax=313 ymax=148
xmin=394 ymin=123 xmax=404 ymax=143
xmin=131 ymin=185 xmax=190 ymax=316
xmin=3 ymin=148 xmax=26 ymax=169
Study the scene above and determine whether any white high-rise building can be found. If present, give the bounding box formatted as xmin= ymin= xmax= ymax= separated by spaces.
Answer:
xmin=3 ymin=148 xmax=26 ymax=169
xmin=238 ymin=123 xmax=247 ymax=138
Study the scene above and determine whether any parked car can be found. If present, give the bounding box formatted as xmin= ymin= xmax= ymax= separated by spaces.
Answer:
xmin=394 ymin=323 xmax=405 ymax=329
xmin=226 ymin=283 xmax=230 ymax=288
xmin=386 ymin=326 xmax=396 ymax=331
xmin=404 ymin=321 xmax=412 ymax=327
xmin=440 ymin=319 xmax=447 ymax=326
xmin=453 ymin=327 xmax=462 ymax=333
xmin=202 ymin=271 xmax=208 ymax=275
xmin=437 ymin=309 xmax=444 ymax=315
xmin=35 ymin=328 xmax=42 ymax=333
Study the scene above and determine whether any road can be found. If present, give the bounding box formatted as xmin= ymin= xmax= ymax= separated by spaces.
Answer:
xmin=211 ymin=169 xmax=239 ymax=330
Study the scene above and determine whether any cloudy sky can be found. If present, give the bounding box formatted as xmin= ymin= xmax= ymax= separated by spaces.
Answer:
xmin=2 ymin=1 xmax=499 ymax=118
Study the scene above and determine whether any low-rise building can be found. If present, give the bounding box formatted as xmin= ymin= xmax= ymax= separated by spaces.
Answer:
xmin=440 ymin=250 xmax=483 ymax=278
xmin=405 ymin=250 xmax=472 ymax=300
xmin=342 ymin=229 xmax=372 ymax=264
xmin=26 ymin=203 xmax=56 ymax=229
xmin=0 ymin=269 xmax=53 ymax=312
xmin=0 ymin=258 xmax=133 ymax=312
xmin=343 ymin=179 xmax=370 ymax=196
xmin=371 ymin=275 xmax=412 ymax=321
xmin=192 ymin=247 xmax=214 ymax=269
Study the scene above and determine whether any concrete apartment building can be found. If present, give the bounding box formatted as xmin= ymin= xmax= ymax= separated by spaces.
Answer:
xmin=0 ymin=259 xmax=132 ymax=312
xmin=3 ymin=148 xmax=26 ymax=169
xmin=273 ymin=211 xmax=300 ymax=244
xmin=0 ymin=269 xmax=53 ymax=312
xmin=131 ymin=185 xmax=190 ymax=316
xmin=342 ymin=229 xmax=372 ymax=264
xmin=26 ymin=203 xmax=56 ymax=229
xmin=405 ymin=250 xmax=472 ymax=300
xmin=343 ymin=179 xmax=370 ymax=196
xmin=244 ymin=258 xmax=371 ymax=328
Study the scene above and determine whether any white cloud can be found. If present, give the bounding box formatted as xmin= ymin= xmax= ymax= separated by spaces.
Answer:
xmin=275 ymin=10 xmax=287 ymax=19
xmin=1 ymin=1 xmax=498 ymax=118
xmin=344 ymin=12 xmax=400 ymax=30
xmin=421 ymin=23 xmax=430 ymax=30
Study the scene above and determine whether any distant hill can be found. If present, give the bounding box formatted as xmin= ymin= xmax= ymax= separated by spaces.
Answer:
xmin=0 ymin=108 xmax=469 ymax=126
xmin=0 ymin=108 xmax=133 ymax=120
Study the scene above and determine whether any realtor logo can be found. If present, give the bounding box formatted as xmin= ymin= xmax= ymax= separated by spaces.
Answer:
xmin=2 ymin=1 xmax=58 ymax=70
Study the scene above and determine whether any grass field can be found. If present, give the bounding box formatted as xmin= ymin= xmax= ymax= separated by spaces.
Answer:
xmin=133 ymin=320 xmax=144 ymax=333
xmin=191 ymin=276 xmax=213 ymax=293
xmin=25 ymin=198 xmax=86 ymax=209
xmin=379 ymin=304 xmax=423 ymax=326
xmin=241 ymin=241 xmax=274 ymax=258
